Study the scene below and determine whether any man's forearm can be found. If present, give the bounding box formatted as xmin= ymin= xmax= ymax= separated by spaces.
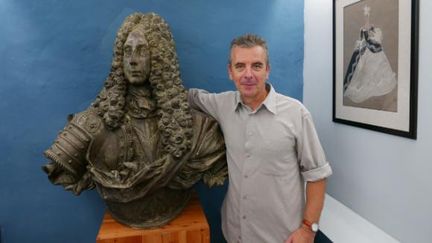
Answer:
xmin=303 ymin=178 xmax=326 ymax=223
xmin=285 ymin=179 xmax=327 ymax=242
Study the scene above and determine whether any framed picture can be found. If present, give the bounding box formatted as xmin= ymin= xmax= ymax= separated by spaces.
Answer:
xmin=333 ymin=0 xmax=418 ymax=139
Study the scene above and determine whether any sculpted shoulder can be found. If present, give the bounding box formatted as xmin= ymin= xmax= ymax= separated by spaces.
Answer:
xmin=187 ymin=108 xmax=227 ymax=187
xmin=189 ymin=109 xmax=221 ymax=137
xmin=43 ymin=108 xmax=105 ymax=178
xmin=188 ymin=108 xmax=225 ymax=161
xmin=68 ymin=108 xmax=105 ymax=136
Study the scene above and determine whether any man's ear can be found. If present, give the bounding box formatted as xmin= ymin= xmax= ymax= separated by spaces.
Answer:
xmin=265 ymin=64 xmax=271 ymax=80
xmin=227 ymin=64 xmax=233 ymax=80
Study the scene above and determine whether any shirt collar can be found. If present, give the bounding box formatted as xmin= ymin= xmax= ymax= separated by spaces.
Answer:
xmin=234 ymin=83 xmax=277 ymax=115
xmin=262 ymin=83 xmax=277 ymax=114
xmin=234 ymin=91 xmax=242 ymax=111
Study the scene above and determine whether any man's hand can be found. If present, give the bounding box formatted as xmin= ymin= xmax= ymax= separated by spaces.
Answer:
xmin=285 ymin=226 xmax=315 ymax=243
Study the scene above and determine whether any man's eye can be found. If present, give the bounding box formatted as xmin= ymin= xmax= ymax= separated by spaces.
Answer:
xmin=234 ymin=65 xmax=245 ymax=71
xmin=252 ymin=64 xmax=263 ymax=70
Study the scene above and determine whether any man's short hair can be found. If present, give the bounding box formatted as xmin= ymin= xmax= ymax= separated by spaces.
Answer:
xmin=229 ymin=34 xmax=269 ymax=65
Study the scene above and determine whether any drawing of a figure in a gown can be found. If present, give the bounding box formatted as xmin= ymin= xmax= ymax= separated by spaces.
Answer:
xmin=343 ymin=5 xmax=397 ymax=104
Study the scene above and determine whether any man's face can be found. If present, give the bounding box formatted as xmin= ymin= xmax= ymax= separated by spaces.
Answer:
xmin=123 ymin=28 xmax=151 ymax=85
xmin=228 ymin=46 xmax=270 ymax=102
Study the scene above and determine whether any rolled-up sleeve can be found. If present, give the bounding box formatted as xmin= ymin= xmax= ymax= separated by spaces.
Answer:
xmin=297 ymin=112 xmax=332 ymax=182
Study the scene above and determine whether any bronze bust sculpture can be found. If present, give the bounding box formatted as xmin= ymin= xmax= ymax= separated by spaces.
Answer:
xmin=42 ymin=12 xmax=227 ymax=228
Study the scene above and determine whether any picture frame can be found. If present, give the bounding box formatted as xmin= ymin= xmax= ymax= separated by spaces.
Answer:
xmin=333 ymin=0 xmax=418 ymax=139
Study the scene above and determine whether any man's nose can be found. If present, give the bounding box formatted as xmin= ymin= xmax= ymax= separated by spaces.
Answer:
xmin=244 ymin=67 xmax=253 ymax=79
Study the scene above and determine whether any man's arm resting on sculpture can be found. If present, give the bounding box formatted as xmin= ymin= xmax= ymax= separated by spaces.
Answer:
xmin=285 ymin=178 xmax=326 ymax=243
xmin=187 ymin=88 xmax=220 ymax=120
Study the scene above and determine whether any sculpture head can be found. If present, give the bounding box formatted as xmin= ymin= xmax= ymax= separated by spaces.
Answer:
xmin=122 ymin=26 xmax=151 ymax=85
xmin=93 ymin=12 xmax=193 ymax=159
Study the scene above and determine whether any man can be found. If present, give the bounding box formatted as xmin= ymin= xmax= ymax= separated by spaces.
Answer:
xmin=188 ymin=34 xmax=332 ymax=243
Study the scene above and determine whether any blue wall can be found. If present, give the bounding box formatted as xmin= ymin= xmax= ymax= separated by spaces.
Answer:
xmin=0 ymin=1 xmax=304 ymax=242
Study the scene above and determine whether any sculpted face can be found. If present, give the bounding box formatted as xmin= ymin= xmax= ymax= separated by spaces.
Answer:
xmin=123 ymin=28 xmax=151 ymax=85
xmin=228 ymin=46 xmax=270 ymax=105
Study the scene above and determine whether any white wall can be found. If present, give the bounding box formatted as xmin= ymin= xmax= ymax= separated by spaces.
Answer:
xmin=304 ymin=1 xmax=432 ymax=243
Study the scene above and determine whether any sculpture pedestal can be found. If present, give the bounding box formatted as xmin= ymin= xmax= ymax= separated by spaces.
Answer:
xmin=96 ymin=194 xmax=210 ymax=243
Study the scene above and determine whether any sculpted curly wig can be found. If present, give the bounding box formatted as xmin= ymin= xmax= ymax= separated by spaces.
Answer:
xmin=93 ymin=12 xmax=193 ymax=159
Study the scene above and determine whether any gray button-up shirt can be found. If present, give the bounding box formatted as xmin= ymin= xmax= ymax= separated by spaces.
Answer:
xmin=188 ymin=85 xmax=332 ymax=243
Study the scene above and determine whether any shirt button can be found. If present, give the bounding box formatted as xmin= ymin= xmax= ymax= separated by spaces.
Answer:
xmin=244 ymin=175 xmax=248 ymax=179
xmin=246 ymin=154 xmax=250 ymax=158
xmin=242 ymin=215 xmax=247 ymax=219
xmin=242 ymin=195 xmax=247 ymax=199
